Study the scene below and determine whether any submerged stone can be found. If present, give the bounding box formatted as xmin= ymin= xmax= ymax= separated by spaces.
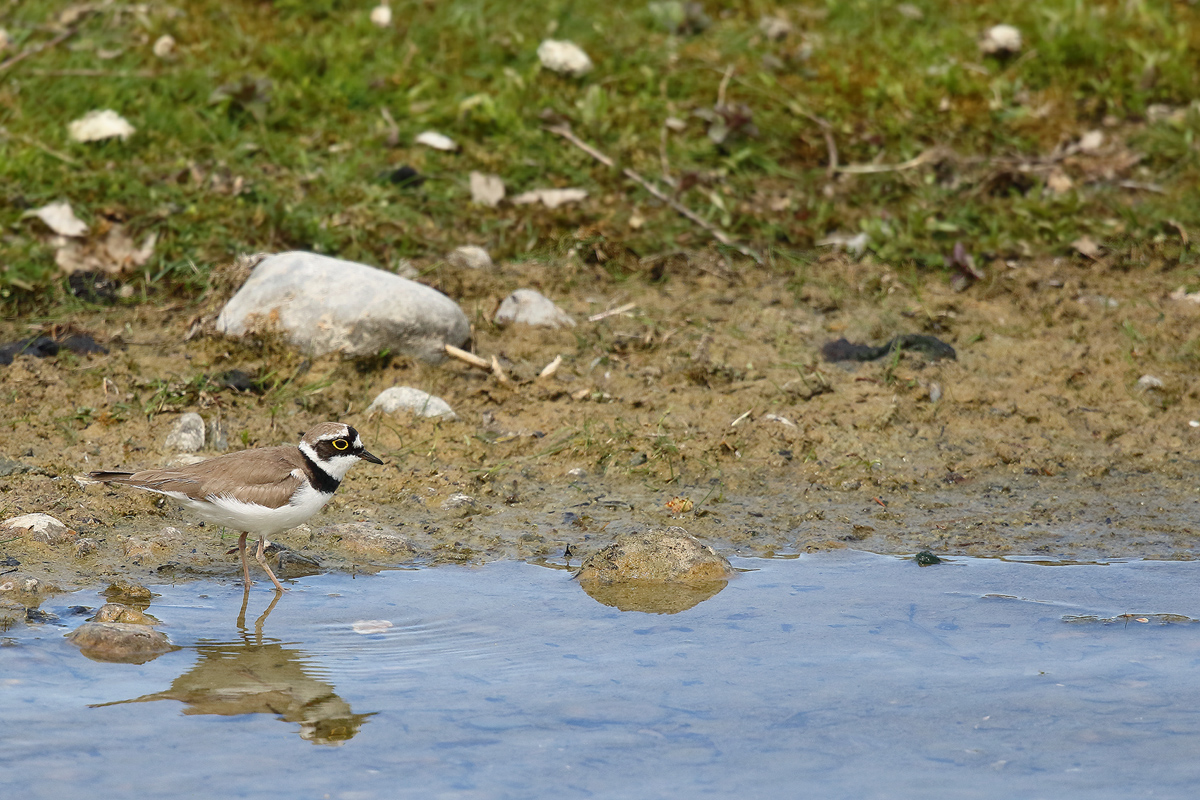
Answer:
xmin=576 ymin=527 xmax=733 ymax=584
xmin=67 ymin=622 xmax=174 ymax=664
xmin=93 ymin=602 xmax=157 ymax=625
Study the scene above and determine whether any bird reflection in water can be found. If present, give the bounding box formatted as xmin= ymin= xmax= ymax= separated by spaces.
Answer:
xmin=91 ymin=588 xmax=375 ymax=745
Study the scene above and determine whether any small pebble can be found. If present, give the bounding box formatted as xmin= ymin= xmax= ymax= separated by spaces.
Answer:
xmin=537 ymin=39 xmax=593 ymax=76
xmin=165 ymin=412 xmax=205 ymax=452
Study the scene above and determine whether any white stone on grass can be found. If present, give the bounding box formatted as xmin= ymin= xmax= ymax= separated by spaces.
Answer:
xmin=152 ymin=34 xmax=175 ymax=58
xmin=979 ymin=24 xmax=1022 ymax=55
xmin=447 ymin=245 xmax=493 ymax=270
xmin=758 ymin=15 xmax=792 ymax=41
xmin=369 ymin=4 xmax=392 ymax=27
xmin=68 ymin=109 xmax=136 ymax=142
xmin=537 ymin=39 xmax=593 ymax=76
xmin=510 ymin=187 xmax=588 ymax=209
xmin=165 ymin=412 xmax=205 ymax=452
xmin=494 ymin=289 xmax=576 ymax=329
xmin=367 ymin=387 xmax=457 ymax=420
xmin=216 ymin=252 xmax=470 ymax=362
xmin=1078 ymin=130 xmax=1104 ymax=154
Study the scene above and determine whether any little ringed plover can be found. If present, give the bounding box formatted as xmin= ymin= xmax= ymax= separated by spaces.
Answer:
xmin=90 ymin=421 xmax=383 ymax=592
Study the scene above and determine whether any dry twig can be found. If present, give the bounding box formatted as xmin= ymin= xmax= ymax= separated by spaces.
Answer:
xmin=544 ymin=123 xmax=763 ymax=264
xmin=539 ymin=355 xmax=563 ymax=378
xmin=835 ymin=148 xmax=945 ymax=175
xmin=490 ymin=355 xmax=510 ymax=385
xmin=0 ymin=127 xmax=80 ymax=166
xmin=587 ymin=302 xmax=637 ymax=322
xmin=444 ymin=343 xmax=490 ymax=369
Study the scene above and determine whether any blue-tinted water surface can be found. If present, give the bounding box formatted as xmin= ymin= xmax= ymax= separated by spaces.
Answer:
xmin=3 ymin=552 xmax=1200 ymax=799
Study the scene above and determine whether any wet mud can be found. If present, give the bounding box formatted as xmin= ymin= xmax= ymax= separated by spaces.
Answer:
xmin=2 ymin=252 xmax=1200 ymax=612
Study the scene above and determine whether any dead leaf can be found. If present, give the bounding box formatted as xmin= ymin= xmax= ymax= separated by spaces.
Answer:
xmin=415 ymin=131 xmax=456 ymax=151
xmin=1046 ymin=169 xmax=1073 ymax=195
xmin=25 ymin=201 xmax=88 ymax=237
xmin=1072 ymin=235 xmax=1102 ymax=260
xmin=67 ymin=110 xmax=135 ymax=143
xmin=469 ymin=171 xmax=505 ymax=207
xmin=54 ymin=226 xmax=157 ymax=276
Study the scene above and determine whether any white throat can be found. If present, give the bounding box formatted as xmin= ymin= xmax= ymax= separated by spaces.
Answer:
xmin=299 ymin=440 xmax=360 ymax=481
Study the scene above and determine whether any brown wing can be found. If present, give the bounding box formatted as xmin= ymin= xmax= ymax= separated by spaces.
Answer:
xmin=93 ymin=446 xmax=307 ymax=509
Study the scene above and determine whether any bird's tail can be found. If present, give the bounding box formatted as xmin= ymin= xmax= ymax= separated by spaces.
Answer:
xmin=89 ymin=471 xmax=136 ymax=482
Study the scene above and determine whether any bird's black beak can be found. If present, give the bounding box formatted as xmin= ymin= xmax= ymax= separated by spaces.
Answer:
xmin=359 ymin=450 xmax=384 ymax=465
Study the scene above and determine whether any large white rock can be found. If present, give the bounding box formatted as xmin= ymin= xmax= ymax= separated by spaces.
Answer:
xmin=494 ymin=289 xmax=576 ymax=329
xmin=216 ymin=252 xmax=469 ymax=362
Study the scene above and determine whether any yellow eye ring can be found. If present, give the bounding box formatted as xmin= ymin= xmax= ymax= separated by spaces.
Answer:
xmin=332 ymin=439 xmax=349 ymax=451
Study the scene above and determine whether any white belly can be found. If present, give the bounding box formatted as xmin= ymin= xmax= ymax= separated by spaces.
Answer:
xmin=172 ymin=483 xmax=333 ymax=536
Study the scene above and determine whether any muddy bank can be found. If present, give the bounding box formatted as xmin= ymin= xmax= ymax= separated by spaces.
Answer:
xmin=2 ymin=252 xmax=1200 ymax=608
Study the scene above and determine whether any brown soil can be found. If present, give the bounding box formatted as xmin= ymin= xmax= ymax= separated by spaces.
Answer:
xmin=3 ymin=251 xmax=1200 ymax=611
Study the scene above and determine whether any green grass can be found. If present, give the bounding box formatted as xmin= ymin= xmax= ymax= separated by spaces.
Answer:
xmin=1 ymin=0 xmax=1198 ymax=305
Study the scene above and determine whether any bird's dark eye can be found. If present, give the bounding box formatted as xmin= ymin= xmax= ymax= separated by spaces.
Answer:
xmin=332 ymin=439 xmax=349 ymax=451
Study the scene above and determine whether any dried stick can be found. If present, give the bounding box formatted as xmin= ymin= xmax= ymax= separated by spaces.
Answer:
xmin=835 ymin=148 xmax=944 ymax=175
xmin=659 ymin=121 xmax=676 ymax=188
xmin=587 ymin=302 xmax=636 ymax=322
xmin=0 ymin=26 xmax=78 ymax=74
xmin=716 ymin=65 xmax=735 ymax=108
xmin=793 ymin=110 xmax=838 ymax=177
xmin=545 ymin=124 xmax=763 ymax=264
xmin=444 ymin=343 xmax=490 ymax=369
xmin=490 ymin=355 xmax=510 ymax=384
xmin=539 ymin=355 xmax=563 ymax=378
xmin=0 ymin=127 xmax=80 ymax=166
xmin=24 ymin=68 xmax=155 ymax=78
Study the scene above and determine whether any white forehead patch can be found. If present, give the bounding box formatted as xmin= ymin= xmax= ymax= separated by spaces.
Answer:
xmin=353 ymin=435 xmax=363 ymax=449
xmin=315 ymin=426 xmax=350 ymax=442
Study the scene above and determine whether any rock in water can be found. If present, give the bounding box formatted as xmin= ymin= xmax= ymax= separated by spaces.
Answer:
xmin=216 ymin=252 xmax=470 ymax=362
xmin=575 ymin=528 xmax=733 ymax=614
xmin=576 ymin=527 xmax=733 ymax=583
xmin=67 ymin=622 xmax=174 ymax=664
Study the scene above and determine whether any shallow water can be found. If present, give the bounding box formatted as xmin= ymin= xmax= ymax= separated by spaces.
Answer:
xmin=4 ymin=552 xmax=1200 ymax=799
